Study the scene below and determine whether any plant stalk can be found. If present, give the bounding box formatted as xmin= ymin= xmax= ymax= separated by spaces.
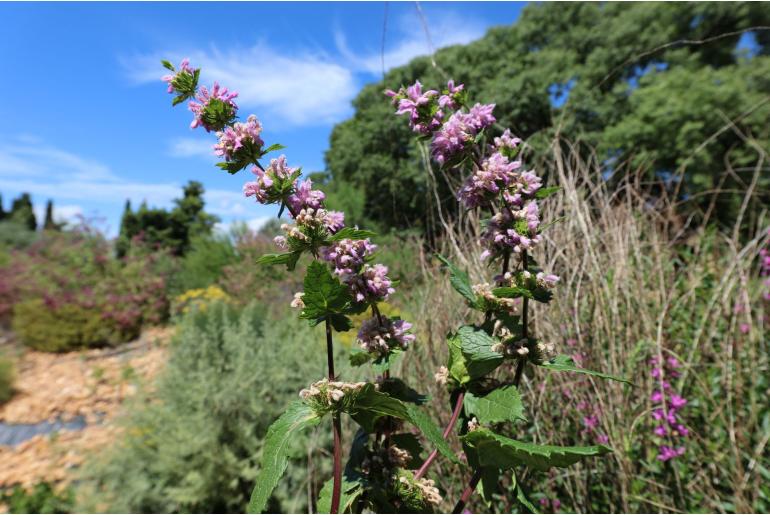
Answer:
xmin=326 ymin=318 xmax=342 ymax=514
xmin=414 ymin=391 xmax=466 ymax=480
xmin=452 ymin=469 xmax=482 ymax=514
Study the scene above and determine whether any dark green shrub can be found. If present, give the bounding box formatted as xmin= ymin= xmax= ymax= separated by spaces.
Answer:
xmin=1 ymin=483 xmax=74 ymax=514
xmin=77 ymin=302 xmax=333 ymax=513
xmin=0 ymin=355 xmax=14 ymax=404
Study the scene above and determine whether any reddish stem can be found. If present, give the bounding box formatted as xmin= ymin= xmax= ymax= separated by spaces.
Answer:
xmin=326 ymin=319 xmax=342 ymax=514
xmin=452 ymin=469 xmax=482 ymax=513
xmin=414 ymin=391 xmax=465 ymax=480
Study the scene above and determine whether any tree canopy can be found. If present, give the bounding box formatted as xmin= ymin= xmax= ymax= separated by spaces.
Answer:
xmin=322 ymin=2 xmax=770 ymax=235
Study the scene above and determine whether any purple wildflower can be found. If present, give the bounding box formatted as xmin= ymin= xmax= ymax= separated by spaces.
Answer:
xmin=431 ymin=111 xmax=474 ymax=165
xmin=347 ymin=263 xmax=395 ymax=302
xmin=649 ymin=356 xmax=689 ymax=461
xmin=161 ymin=58 xmax=197 ymax=94
xmin=356 ymin=316 xmax=415 ymax=356
xmin=321 ymin=238 xmax=377 ymax=277
xmin=439 ymin=79 xmax=465 ymax=109
xmin=242 ymin=155 xmax=296 ymax=205
xmin=494 ymin=129 xmax=522 ymax=152
xmin=465 ymin=103 xmax=496 ymax=131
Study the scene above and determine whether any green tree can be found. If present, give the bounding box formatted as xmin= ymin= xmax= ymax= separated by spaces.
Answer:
xmin=9 ymin=193 xmax=37 ymax=232
xmin=324 ymin=2 xmax=770 ymax=234
xmin=42 ymin=200 xmax=62 ymax=231
xmin=116 ymin=181 xmax=219 ymax=257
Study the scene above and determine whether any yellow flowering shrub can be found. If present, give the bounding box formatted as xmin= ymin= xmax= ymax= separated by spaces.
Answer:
xmin=172 ymin=285 xmax=230 ymax=316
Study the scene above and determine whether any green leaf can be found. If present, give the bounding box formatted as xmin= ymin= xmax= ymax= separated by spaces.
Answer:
xmin=161 ymin=59 xmax=175 ymax=71
xmin=171 ymin=94 xmax=187 ymax=107
xmin=436 ymin=254 xmax=478 ymax=306
xmin=404 ymin=404 xmax=462 ymax=465
xmin=328 ymin=228 xmax=377 ymax=242
xmin=464 ymin=385 xmax=526 ymax=425
xmin=347 ymin=384 xmax=410 ymax=432
xmin=378 ymin=377 xmax=427 ymax=405
xmin=535 ymin=186 xmax=561 ymax=199
xmin=515 ymin=478 xmax=539 ymax=513
xmin=349 ymin=349 xmax=373 ymax=367
xmin=261 ymin=143 xmax=286 ymax=156
xmin=247 ymin=402 xmax=322 ymax=513
xmin=477 ymin=466 xmax=501 ymax=505
xmin=300 ymin=261 xmax=354 ymax=323
xmin=446 ymin=332 xmax=470 ymax=384
xmin=539 ymin=355 xmax=633 ymax=385
xmin=458 ymin=325 xmax=504 ymax=379
xmin=372 ymin=349 xmax=403 ymax=373
xmin=317 ymin=478 xmax=364 ymax=514
xmin=462 ymin=428 xmax=612 ymax=472
xmin=256 ymin=252 xmax=301 ymax=271
xmin=391 ymin=432 xmax=426 ymax=468
xmin=328 ymin=313 xmax=353 ymax=332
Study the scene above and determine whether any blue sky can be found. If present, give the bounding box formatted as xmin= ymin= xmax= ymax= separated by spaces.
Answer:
xmin=0 ymin=1 xmax=524 ymax=235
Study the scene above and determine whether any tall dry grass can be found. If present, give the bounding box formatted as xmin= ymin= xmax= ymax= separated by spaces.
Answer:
xmin=396 ymin=138 xmax=769 ymax=513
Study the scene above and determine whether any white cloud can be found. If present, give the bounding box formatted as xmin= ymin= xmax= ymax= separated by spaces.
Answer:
xmin=215 ymin=215 xmax=271 ymax=234
xmin=168 ymin=137 xmax=216 ymax=159
xmin=33 ymin=203 xmax=84 ymax=227
xmin=124 ymin=8 xmax=487 ymax=131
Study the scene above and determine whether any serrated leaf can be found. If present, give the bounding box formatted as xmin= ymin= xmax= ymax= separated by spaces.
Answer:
xmin=464 ymin=385 xmax=526 ymax=425
xmin=436 ymin=254 xmax=478 ymax=307
xmin=458 ymin=325 xmax=504 ymax=379
xmin=535 ymin=186 xmax=561 ymax=199
xmin=404 ymin=404 xmax=462 ymax=465
xmin=317 ymin=478 xmax=364 ymax=514
xmin=329 ymin=313 xmax=353 ymax=332
xmin=378 ymin=377 xmax=427 ymax=405
xmin=247 ymin=402 xmax=321 ymax=513
xmin=328 ymin=228 xmax=377 ymax=242
xmin=539 ymin=355 xmax=632 ymax=385
xmin=300 ymin=261 xmax=354 ymax=322
xmin=462 ymin=428 xmax=612 ymax=472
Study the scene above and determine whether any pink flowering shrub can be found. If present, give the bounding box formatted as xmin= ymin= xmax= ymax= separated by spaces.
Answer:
xmin=160 ymin=62 xmax=623 ymax=514
xmin=1 ymin=226 xmax=172 ymax=351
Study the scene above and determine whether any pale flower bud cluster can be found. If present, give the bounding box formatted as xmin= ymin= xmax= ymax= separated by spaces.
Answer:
xmin=396 ymin=475 xmax=443 ymax=508
xmin=290 ymin=292 xmax=305 ymax=309
xmin=299 ymin=378 xmax=366 ymax=410
xmin=434 ymin=365 xmax=449 ymax=385
xmin=491 ymin=337 xmax=531 ymax=358
xmin=473 ymin=282 xmax=518 ymax=313
xmin=467 ymin=417 xmax=480 ymax=432
xmin=387 ymin=445 xmax=412 ymax=468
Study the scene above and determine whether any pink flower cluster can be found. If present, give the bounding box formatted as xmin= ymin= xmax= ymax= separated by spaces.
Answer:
xmin=214 ymin=114 xmax=264 ymax=161
xmin=386 ymin=81 xmax=442 ymax=135
xmin=457 ymin=152 xmax=522 ymax=208
xmin=357 ymin=316 xmax=415 ymax=355
xmin=479 ymin=205 xmax=543 ymax=260
xmin=288 ymin=178 xmax=325 ymax=213
xmin=430 ymin=104 xmax=496 ymax=165
xmin=576 ymin=401 xmax=609 ymax=445
xmin=650 ymin=356 xmax=688 ymax=462
xmin=243 ymin=155 xmax=295 ymax=204
xmin=189 ymin=82 xmax=239 ymax=131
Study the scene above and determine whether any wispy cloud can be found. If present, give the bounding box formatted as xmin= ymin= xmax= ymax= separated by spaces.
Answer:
xmin=335 ymin=10 xmax=487 ymax=75
xmin=125 ymin=43 xmax=357 ymax=127
xmin=0 ymin=137 xmax=261 ymax=222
